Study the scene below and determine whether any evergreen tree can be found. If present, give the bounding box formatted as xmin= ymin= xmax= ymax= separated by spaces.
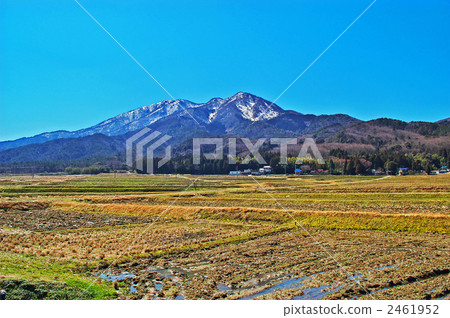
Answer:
xmin=346 ymin=158 xmax=356 ymax=175
xmin=425 ymin=163 xmax=432 ymax=175
xmin=355 ymin=159 xmax=364 ymax=175
xmin=329 ymin=159 xmax=335 ymax=173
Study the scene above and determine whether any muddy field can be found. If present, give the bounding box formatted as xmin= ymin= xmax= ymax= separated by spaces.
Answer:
xmin=0 ymin=173 xmax=449 ymax=300
xmin=0 ymin=209 xmax=149 ymax=232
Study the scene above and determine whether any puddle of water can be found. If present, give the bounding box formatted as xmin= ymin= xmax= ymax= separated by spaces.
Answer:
xmin=217 ymin=283 xmax=232 ymax=292
xmin=347 ymin=274 xmax=362 ymax=282
xmin=239 ymin=276 xmax=309 ymax=300
xmin=175 ymin=295 xmax=185 ymax=300
xmin=376 ymin=264 xmax=395 ymax=271
xmin=148 ymin=267 xmax=175 ymax=278
xmin=148 ymin=266 xmax=185 ymax=285
xmin=152 ymin=281 xmax=164 ymax=300
xmin=100 ymin=272 xmax=135 ymax=281
xmin=129 ymin=285 xmax=137 ymax=294
xmin=155 ymin=282 xmax=163 ymax=291
xmin=238 ymin=266 xmax=367 ymax=300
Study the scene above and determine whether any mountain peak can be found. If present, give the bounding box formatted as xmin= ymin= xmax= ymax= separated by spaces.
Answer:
xmin=229 ymin=91 xmax=260 ymax=100
xmin=206 ymin=97 xmax=223 ymax=103
xmin=220 ymin=92 xmax=281 ymax=122
xmin=0 ymin=92 xmax=353 ymax=151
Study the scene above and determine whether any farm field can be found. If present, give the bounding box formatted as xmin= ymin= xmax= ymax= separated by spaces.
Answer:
xmin=0 ymin=173 xmax=449 ymax=300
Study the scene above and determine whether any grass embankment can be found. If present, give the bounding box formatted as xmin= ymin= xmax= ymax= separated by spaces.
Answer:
xmin=0 ymin=252 xmax=116 ymax=299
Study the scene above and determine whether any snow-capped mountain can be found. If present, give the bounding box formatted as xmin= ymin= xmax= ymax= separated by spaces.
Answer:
xmin=0 ymin=92 xmax=285 ymax=151
xmin=2 ymin=92 xmax=449 ymax=164
xmin=0 ymin=92 xmax=354 ymax=151
xmin=77 ymin=99 xmax=200 ymax=136
xmin=96 ymin=92 xmax=284 ymax=132
xmin=213 ymin=92 xmax=281 ymax=122
xmin=201 ymin=92 xmax=283 ymax=133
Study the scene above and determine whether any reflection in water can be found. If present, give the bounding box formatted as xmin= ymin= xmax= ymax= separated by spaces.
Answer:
xmin=100 ymin=272 xmax=135 ymax=281
xmin=129 ymin=285 xmax=137 ymax=294
xmin=239 ymin=275 xmax=311 ymax=300
xmin=217 ymin=283 xmax=232 ymax=292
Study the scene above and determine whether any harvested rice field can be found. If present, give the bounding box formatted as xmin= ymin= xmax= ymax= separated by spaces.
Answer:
xmin=0 ymin=173 xmax=449 ymax=300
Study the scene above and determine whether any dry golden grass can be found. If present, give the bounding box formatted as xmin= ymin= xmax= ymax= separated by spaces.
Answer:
xmin=0 ymin=173 xmax=448 ymax=299
xmin=0 ymin=200 xmax=50 ymax=211
xmin=52 ymin=201 xmax=450 ymax=233
xmin=0 ymin=220 xmax=260 ymax=261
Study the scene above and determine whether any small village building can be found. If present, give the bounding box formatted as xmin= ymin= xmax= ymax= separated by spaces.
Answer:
xmin=263 ymin=166 xmax=272 ymax=174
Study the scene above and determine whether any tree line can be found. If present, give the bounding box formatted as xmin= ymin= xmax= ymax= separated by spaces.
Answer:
xmin=1 ymin=148 xmax=448 ymax=176
xmin=141 ymin=148 xmax=449 ymax=175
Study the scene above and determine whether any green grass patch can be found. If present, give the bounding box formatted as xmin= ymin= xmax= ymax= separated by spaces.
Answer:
xmin=0 ymin=252 xmax=116 ymax=299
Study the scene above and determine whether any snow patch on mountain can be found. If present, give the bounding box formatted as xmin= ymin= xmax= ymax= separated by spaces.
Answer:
xmin=235 ymin=101 xmax=279 ymax=122
xmin=208 ymin=106 xmax=220 ymax=122
xmin=0 ymin=92 xmax=285 ymax=151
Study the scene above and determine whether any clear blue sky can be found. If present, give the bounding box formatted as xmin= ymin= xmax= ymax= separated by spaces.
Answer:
xmin=1 ymin=0 xmax=449 ymax=141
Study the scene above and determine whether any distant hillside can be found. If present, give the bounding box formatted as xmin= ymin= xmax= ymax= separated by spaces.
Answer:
xmin=369 ymin=118 xmax=450 ymax=137
xmin=0 ymin=92 xmax=360 ymax=151
xmin=0 ymin=134 xmax=125 ymax=164
xmin=436 ymin=117 xmax=450 ymax=123
xmin=0 ymin=92 xmax=449 ymax=166
xmin=325 ymin=119 xmax=450 ymax=153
